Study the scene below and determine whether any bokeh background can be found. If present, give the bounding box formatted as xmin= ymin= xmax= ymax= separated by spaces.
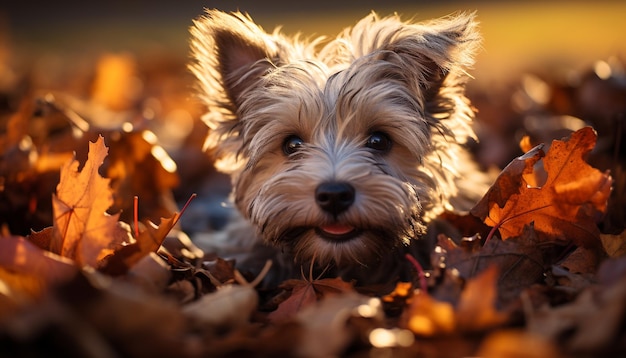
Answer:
xmin=1 ymin=1 xmax=625 ymax=234
xmin=3 ymin=0 xmax=626 ymax=84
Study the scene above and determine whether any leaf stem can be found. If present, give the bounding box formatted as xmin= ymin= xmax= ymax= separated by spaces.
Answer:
xmin=405 ymin=253 xmax=428 ymax=292
xmin=133 ymin=196 xmax=139 ymax=238
xmin=173 ymin=193 xmax=197 ymax=227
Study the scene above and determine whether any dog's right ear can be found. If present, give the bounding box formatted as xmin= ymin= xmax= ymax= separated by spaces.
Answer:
xmin=190 ymin=10 xmax=277 ymax=110
xmin=190 ymin=10 xmax=277 ymax=116
xmin=189 ymin=10 xmax=279 ymax=170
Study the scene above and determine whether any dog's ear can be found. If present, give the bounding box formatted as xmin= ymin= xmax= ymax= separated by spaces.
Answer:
xmin=190 ymin=10 xmax=277 ymax=111
xmin=339 ymin=12 xmax=480 ymax=94
xmin=190 ymin=10 xmax=281 ymax=171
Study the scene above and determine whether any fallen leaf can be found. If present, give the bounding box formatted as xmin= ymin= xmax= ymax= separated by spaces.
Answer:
xmin=295 ymin=292 xmax=383 ymax=357
xmin=456 ymin=266 xmax=511 ymax=332
xmin=600 ymin=230 xmax=626 ymax=258
xmin=477 ymin=330 xmax=561 ymax=358
xmin=50 ymin=135 xmax=131 ymax=267
xmin=182 ymin=284 xmax=258 ymax=329
xmin=526 ymin=275 xmax=626 ymax=354
xmin=268 ymin=277 xmax=354 ymax=322
xmin=0 ymin=235 xmax=77 ymax=300
xmin=471 ymin=127 xmax=612 ymax=248
xmin=99 ymin=215 xmax=177 ymax=275
xmin=402 ymin=290 xmax=456 ymax=336
xmin=441 ymin=225 xmax=546 ymax=304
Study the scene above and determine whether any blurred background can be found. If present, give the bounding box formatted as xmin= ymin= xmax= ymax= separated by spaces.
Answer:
xmin=3 ymin=0 xmax=626 ymax=84
xmin=1 ymin=0 xmax=625 ymax=235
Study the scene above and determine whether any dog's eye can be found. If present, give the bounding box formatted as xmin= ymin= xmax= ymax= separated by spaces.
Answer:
xmin=366 ymin=132 xmax=392 ymax=152
xmin=283 ymin=135 xmax=304 ymax=155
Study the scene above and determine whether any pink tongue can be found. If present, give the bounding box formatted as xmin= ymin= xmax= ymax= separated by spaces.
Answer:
xmin=320 ymin=224 xmax=354 ymax=235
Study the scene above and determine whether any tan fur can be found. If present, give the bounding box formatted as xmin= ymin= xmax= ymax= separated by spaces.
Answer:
xmin=190 ymin=9 xmax=488 ymax=284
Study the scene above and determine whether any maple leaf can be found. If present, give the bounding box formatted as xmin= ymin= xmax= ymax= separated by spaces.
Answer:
xmin=268 ymin=277 xmax=354 ymax=322
xmin=471 ymin=127 xmax=612 ymax=248
xmin=50 ymin=135 xmax=131 ymax=267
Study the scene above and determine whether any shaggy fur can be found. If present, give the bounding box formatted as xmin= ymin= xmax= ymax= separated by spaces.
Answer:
xmin=190 ymin=9 xmax=488 ymax=285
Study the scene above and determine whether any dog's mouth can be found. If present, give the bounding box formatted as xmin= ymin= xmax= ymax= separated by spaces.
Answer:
xmin=315 ymin=224 xmax=361 ymax=242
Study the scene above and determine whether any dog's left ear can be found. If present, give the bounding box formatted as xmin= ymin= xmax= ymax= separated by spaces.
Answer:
xmin=341 ymin=12 xmax=480 ymax=95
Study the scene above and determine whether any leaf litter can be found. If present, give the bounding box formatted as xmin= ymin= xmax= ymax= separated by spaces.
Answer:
xmin=0 ymin=47 xmax=625 ymax=357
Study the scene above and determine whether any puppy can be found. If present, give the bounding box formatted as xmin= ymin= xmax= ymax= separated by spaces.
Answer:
xmin=189 ymin=9 xmax=488 ymax=285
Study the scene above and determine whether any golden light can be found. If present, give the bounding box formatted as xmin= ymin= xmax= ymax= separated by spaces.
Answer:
xmin=151 ymin=145 xmax=178 ymax=174
xmin=369 ymin=328 xmax=415 ymax=348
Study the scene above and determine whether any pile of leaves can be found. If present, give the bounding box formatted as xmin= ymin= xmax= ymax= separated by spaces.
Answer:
xmin=1 ymin=44 xmax=625 ymax=356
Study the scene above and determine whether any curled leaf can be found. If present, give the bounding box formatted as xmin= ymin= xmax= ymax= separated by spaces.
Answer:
xmin=471 ymin=127 xmax=612 ymax=248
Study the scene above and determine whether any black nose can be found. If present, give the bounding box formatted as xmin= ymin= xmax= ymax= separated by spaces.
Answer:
xmin=315 ymin=181 xmax=355 ymax=215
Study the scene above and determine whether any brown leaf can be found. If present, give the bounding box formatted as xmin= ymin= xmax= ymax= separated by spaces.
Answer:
xmin=51 ymin=135 xmax=131 ymax=267
xmin=106 ymin=131 xmax=180 ymax=225
xmin=442 ymin=225 xmax=546 ymax=304
xmin=600 ymin=230 xmax=626 ymax=258
xmin=268 ymin=277 xmax=354 ymax=322
xmin=526 ymin=275 xmax=626 ymax=353
xmin=99 ymin=215 xmax=177 ymax=275
xmin=471 ymin=127 xmax=612 ymax=248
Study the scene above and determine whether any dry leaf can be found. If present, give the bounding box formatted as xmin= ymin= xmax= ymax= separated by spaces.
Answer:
xmin=268 ymin=277 xmax=354 ymax=322
xmin=441 ymin=225 xmax=545 ymax=304
xmin=295 ymin=292 xmax=383 ymax=357
xmin=456 ymin=266 xmax=510 ymax=332
xmin=471 ymin=127 xmax=612 ymax=248
xmin=526 ymin=275 xmax=626 ymax=354
xmin=182 ymin=284 xmax=258 ymax=329
xmin=402 ymin=290 xmax=456 ymax=336
xmin=99 ymin=215 xmax=177 ymax=275
xmin=51 ymin=135 xmax=131 ymax=267
xmin=600 ymin=230 xmax=626 ymax=258
xmin=0 ymin=235 xmax=77 ymax=300
xmin=477 ymin=330 xmax=561 ymax=358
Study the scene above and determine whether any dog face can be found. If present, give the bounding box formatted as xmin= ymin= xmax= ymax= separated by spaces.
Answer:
xmin=190 ymin=10 xmax=482 ymax=267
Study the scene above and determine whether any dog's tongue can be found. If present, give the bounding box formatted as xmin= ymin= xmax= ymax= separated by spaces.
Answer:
xmin=320 ymin=224 xmax=354 ymax=235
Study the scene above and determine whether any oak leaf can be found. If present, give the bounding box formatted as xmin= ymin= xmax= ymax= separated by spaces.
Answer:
xmin=471 ymin=127 xmax=612 ymax=248
xmin=50 ymin=135 xmax=131 ymax=267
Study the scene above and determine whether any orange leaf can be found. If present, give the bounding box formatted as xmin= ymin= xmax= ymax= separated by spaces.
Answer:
xmin=456 ymin=266 xmax=510 ymax=332
xmin=0 ymin=235 xmax=77 ymax=299
xmin=50 ymin=135 xmax=131 ymax=267
xmin=471 ymin=127 xmax=612 ymax=248
xmin=402 ymin=290 xmax=456 ymax=336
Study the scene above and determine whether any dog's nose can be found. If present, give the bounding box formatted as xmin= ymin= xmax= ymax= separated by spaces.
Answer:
xmin=315 ymin=181 xmax=355 ymax=215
